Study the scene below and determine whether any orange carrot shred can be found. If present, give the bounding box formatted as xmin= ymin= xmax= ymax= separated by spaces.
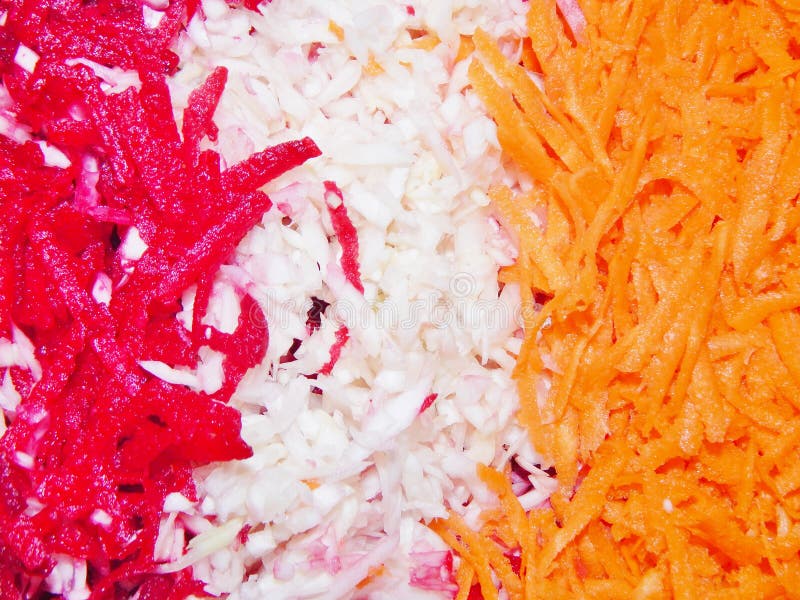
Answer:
xmin=455 ymin=35 xmax=476 ymax=63
xmin=328 ymin=20 xmax=345 ymax=41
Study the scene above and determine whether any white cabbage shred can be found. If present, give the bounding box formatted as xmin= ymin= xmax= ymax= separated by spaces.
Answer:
xmin=154 ymin=0 xmax=555 ymax=598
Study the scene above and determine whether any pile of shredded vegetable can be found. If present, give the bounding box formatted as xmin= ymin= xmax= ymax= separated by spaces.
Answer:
xmin=434 ymin=0 xmax=800 ymax=597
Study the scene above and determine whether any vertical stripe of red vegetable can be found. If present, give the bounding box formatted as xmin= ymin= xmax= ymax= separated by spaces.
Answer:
xmin=319 ymin=325 xmax=350 ymax=376
xmin=324 ymin=180 xmax=365 ymax=294
xmin=182 ymin=66 xmax=228 ymax=168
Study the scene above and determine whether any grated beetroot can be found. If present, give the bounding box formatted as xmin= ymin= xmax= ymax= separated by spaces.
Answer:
xmin=0 ymin=1 xmax=320 ymax=597
xmin=318 ymin=325 xmax=349 ymax=376
xmin=419 ymin=393 xmax=438 ymax=414
xmin=324 ymin=181 xmax=364 ymax=294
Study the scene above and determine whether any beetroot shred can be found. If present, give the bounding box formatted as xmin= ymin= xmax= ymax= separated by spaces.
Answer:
xmin=324 ymin=181 xmax=364 ymax=295
xmin=0 ymin=1 xmax=320 ymax=597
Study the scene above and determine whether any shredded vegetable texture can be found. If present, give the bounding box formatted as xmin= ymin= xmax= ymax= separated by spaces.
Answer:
xmin=154 ymin=2 xmax=545 ymax=598
xmin=433 ymin=0 xmax=800 ymax=598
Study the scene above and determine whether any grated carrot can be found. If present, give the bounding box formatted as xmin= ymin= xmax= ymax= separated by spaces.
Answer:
xmin=328 ymin=20 xmax=345 ymax=42
xmin=435 ymin=0 xmax=800 ymax=597
xmin=356 ymin=565 xmax=386 ymax=589
xmin=455 ymin=35 xmax=476 ymax=64
xmin=363 ymin=53 xmax=384 ymax=77
xmin=409 ymin=32 xmax=441 ymax=51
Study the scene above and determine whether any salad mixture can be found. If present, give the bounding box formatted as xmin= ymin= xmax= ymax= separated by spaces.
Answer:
xmin=3 ymin=0 xmax=800 ymax=599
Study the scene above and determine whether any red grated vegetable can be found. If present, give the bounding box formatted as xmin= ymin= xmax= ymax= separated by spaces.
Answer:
xmin=307 ymin=41 xmax=325 ymax=62
xmin=419 ymin=393 xmax=438 ymax=414
xmin=182 ymin=66 xmax=228 ymax=168
xmin=0 ymin=1 xmax=320 ymax=596
xmin=319 ymin=325 xmax=350 ymax=376
xmin=237 ymin=523 xmax=253 ymax=545
xmin=324 ymin=180 xmax=364 ymax=294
